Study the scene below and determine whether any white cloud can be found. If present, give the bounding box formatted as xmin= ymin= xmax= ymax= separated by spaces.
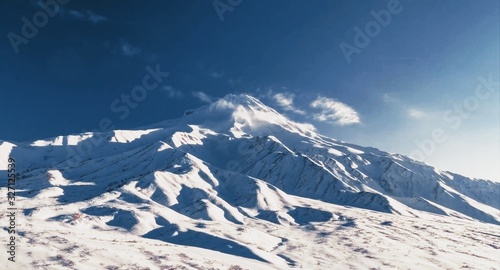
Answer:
xmin=120 ymin=41 xmax=142 ymax=57
xmin=382 ymin=93 xmax=397 ymax=103
xmin=383 ymin=93 xmax=426 ymax=119
xmin=310 ymin=97 xmax=361 ymax=126
xmin=161 ymin=86 xmax=183 ymax=98
xmin=192 ymin=91 xmax=213 ymax=103
xmin=210 ymin=71 xmax=224 ymax=78
xmin=227 ymin=78 xmax=242 ymax=87
xmin=408 ymin=108 xmax=425 ymax=119
xmin=68 ymin=10 xmax=85 ymax=19
xmin=294 ymin=122 xmax=317 ymax=132
xmin=273 ymin=93 xmax=293 ymax=107
xmin=212 ymin=99 xmax=236 ymax=110
xmin=87 ymin=11 xmax=108 ymax=24
xmin=67 ymin=9 xmax=108 ymax=24
xmin=272 ymin=93 xmax=305 ymax=115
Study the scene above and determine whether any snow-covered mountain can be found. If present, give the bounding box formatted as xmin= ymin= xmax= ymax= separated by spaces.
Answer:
xmin=1 ymin=94 xmax=499 ymax=269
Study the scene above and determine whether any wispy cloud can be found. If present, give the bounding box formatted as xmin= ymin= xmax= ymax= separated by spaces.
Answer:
xmin=272 ymin=93 xmax=305 ymax=115
xmin=161 ymin=86 xmax=183 ymax=98
xmin=120 ymin=40 xmax=142 ymax=57
xmin=66 ymin=9 xmax=108 ymax=24
xmin=87 ymin=11 xmax=108 ymax=24
xmin=382 ymin=93 xmax=398 ymax=103
xmin=383 ymin=93 xmax=427 ymax=119
xmin=407 ymin=108 xmax=425 ymax=119
xmin=310 ymin=97 xmax=361 ymax=126
xmin=227 ymin=78 xmax=242 ymax=87
xmin=192 ymin=91 xmax=213 ymax=103
xmin=210 ymin=71 xmax=224 ymax=78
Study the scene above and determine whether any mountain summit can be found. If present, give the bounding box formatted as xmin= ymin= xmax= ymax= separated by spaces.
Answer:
xmin=1 ymin=94 xmax=499 ymax=269
xmin=165 ymin=94 xmax=317 ymax=139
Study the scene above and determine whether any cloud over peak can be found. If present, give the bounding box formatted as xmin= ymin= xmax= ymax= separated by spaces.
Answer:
xmin=310 ymin=97 xmax=361 ymax=126
xmin=272 ymin=92 xmax=305 ymax=115
xmin=192 ymin=91 xmax=213 ymax=103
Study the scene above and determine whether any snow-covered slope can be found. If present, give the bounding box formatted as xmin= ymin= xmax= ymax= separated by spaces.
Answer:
xmin=1 ymin=94 xmax=499 ymax=269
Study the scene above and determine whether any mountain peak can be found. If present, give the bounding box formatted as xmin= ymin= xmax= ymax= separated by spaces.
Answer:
xmin=156 ymin=94 xmax=316 ymax=139
xmin=218 ymin=93 xmax=264 ymax=106
xmin=182 ymin=94 xmax=271 ymax=117
xmin=207 ymin=94 xmax=273 ymax=113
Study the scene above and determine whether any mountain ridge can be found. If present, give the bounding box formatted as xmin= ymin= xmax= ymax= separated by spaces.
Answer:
xmin=1 ymin=94 xmax=499 ymax=269
xmin=1 ymin=94 xmax=499 ymax=223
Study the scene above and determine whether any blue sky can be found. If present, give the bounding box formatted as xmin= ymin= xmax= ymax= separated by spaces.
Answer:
xmin=0 ymin=0 xmax=499 ymax=181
